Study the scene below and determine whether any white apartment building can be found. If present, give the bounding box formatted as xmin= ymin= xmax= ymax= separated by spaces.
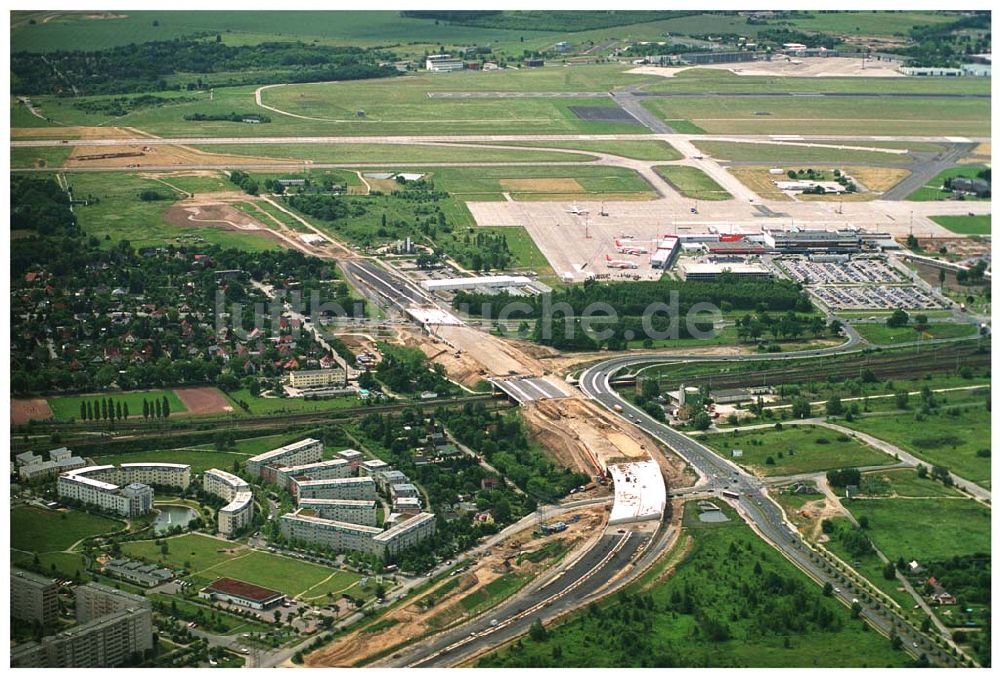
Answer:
xmin=293 ymin=476 xmax=377 ymax=501
xmin=275 ymin=458 xmax=351 ymax=490
xmin=279 ymin=511 xmax=384 ymax=555
xmin=202 ymin=468 xmax=254 ymax=536
xmin=57 ymin=466 xmax=154 ymax=518
xmin=246 ymin=438 xmax=323 ymax=480
xmin=297 ymin=498 xmax=379 ymax=526
xmin=373 ymin=512 xmax=436 ymax=556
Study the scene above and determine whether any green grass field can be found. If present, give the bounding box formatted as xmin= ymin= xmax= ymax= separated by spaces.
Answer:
xmin=11 ymin=505 xmax=125 ymax=553
xmin=457 ymin=571 xmax=534 ymax=616
xmin=642 ymin=96 xmax=990 ymax=136
xmin=474 ymin=226 xmax=553 ymax=273
xmin=44 ymin=172 xmax=280 ymax=252
xmin=841 ymin=404 xmax=991 ymax=488
xmin=125 ymin=534 xmax=361 ymax=599
xmin=701 ymin=424 xmax=892 ymax=476
xmin=48 ymin=389 xmax=188 ymax=420
xmin=11 ymin=551 xmax=92 ymax=582
xmin=225 ymin=388 xmax=358 ymax=416
xmin=853 ymin=322 xmax=977 ymax=345
xmin=863 ymin=469 xmax=964 ymax=498
xmin=10 ymin=146 xmax=74 ymax=169
xmin=907 ymin=166 xmax=991 ymax=201
xmin=654 ymin=165 xmax=731 ymax=200
xmin=693 ymin=141 xmax=915 ymax=165
xmin=479 ymin=504 xmax=912 ymax=668
xmin=482 ymin=139 xmax=681 ymax=161
xmin=191 ymin=142 xmax=595 ymax=164
xmin=425 ymin=165 xmax=655 ymax=200
xmin=844 ymin=498 xmax=990 ymax=562
xmin=92 ymin=448 xmax=250 ymax=474
xmin=930 ymin=215 xmax=991 ymax=235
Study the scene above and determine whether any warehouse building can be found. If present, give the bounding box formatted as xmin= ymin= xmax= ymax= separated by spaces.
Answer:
xmin=651 ymin=236 xmax=679 ymax=270
xmin=246 ymin=438 xmax=323 ymax=479
xmin=199 ymin=578 xmax=284 ymax=611
xmin=57 ymin=466 xmax=155 ymax=518
xmin=11 ymin=570 xmax=59 ymax=627
xmin=202 ymin=468 xmax=254 ymax=537
xmin=425 ymin=54 xmax=465 ymax=72
xmin=420 ymin=275 xmax=551 ymax=295
xmin=297 ymin=498 xmax=379 ymax=526
xmin=294 ymin=476 xmax=377 ymax=501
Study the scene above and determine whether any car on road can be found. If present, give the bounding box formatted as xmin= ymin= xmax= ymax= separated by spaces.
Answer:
xmin=834 ymin=587 xmax=841 ymax=593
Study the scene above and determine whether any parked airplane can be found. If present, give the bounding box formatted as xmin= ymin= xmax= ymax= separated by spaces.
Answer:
xmin=605 ymin=255 xmax=639 ymax=269
xmin=565 ymin=204 xmax=589 ymax=215
xmin=615 ymin=239 xmax=649 ymax=255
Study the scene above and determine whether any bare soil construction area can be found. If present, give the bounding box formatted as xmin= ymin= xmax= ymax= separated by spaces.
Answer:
xmin=304 ymin=509 xmax=606 ymax=667
xmin=174 ymin=387 xmax=233 ymax=416
xmin=11 ymin=399 xmax=54 ymax=426
xmin=64 ymin=142 xmax=289 ymax=168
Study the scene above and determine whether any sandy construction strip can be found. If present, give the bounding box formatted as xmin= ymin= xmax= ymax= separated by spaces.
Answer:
xmin=174 ymin=387 xmax=233 ymax=415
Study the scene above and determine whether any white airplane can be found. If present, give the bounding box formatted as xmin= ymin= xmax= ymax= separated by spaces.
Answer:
xmin=606 ymin=255 xmax=638 ymax=269
xmin=615 ymin=239 xmax=649 ymax=255
xmin=565 ymin=204 xmax=589 ymax=216
xmin=618 ymin=232 xmax=635 ymax=239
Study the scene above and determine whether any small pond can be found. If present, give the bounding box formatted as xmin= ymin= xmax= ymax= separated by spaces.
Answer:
xmin=153 ymin=505 xmax=198 ymax=534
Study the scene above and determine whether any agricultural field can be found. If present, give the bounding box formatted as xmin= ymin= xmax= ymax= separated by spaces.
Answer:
xmin=700 ymin=424 xmax=893 ymax=477
xmin=47 ymin=389 xmax=187 ymax=420
xmin=481 ymin=139 xmax=682 ymax=161
xmin=479 ymin=504 xmax=912 ymax=668
xmin=852 ymin=322 xmax=978 ymax=345
xmin=10 ymin=505 xmax=125 ymax=554
xmin=930 ymin=215 xmax=992 ymax=236
xmin=841 ymin=404 xmax=991 ymax=488
xmin=642 ymin=96 xmax=990 ymax=136
xmin=907 ymin=166 xmax=992 ymax=201
xmin=654 ymin=165 xmax=731 ymax=200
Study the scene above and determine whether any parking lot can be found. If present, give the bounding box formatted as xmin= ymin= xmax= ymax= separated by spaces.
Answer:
xmin=810 ymin=284 xmax=947 ymax=310
xmin=777 ymin=256 xmax=906 ymax=285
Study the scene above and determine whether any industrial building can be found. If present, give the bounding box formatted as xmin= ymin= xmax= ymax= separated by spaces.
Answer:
xmin=202 ymin=468 xmax=254 ymax=537
xmin=297 ymin=498 xmax=379 ymax=526
xmin=678 ymin=260 xmax=773 ymax=281
xmin=199 ymin=578 xmax=284 ymax=611
xmin=57 ymin=466 xmax=156 ymax=518
xmin=12 ymin=583 xmax=153 ymax=668
xmin=651 ymin=236 xmax=679 ymax=270
xmin=11 ymin=570 xmax=59 ymax=627
xmin=293 ymin=476 xmax=377 ymax=501
xmin=246 ymin=438 xmax=323 ymax=479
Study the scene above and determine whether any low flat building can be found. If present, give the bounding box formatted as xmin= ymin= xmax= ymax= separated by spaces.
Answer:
xmin=199 ymin=578 xmax=283 ymax=610
xmin=425 ymin=54 xmax=465 ymax=72
xmin=103 ymin=560 xmax=174 ymax=588
xmin=763 ymin=228 xmax=861 ymax=253
xmin=678 ymin=260 xmax=773 ymax=281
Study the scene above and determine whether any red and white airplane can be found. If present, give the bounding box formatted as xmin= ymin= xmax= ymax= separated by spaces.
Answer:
xmin=615 ymin=239 xmax=649 ymax=255
xmin=606 ymin=255 xmax=639 ymax=269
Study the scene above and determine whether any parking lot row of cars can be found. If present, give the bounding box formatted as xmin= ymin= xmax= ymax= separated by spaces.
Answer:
xmin=778 ymin=257 xmax=905 ymax=285
xmin=811 ymin=284 xmax=947 ymax=310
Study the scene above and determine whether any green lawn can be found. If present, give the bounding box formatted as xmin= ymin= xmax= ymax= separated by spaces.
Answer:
xmin=642 ymin=96 xmax=989 ymax=136
xmin=123 ymin=533 xmax=247 ymax=572
xmin=843 ymin=498 xmax=990 ymax=563
xmin=853 ymin=322 xmax=977 ymax=345
xmin=425 ymin=165 xmax=656 ymax=200
xmin=11 ymin=505 xmax=124 ymax=553
xmin=841 ymin=404 xmax=991 ymax=488
xmin=479 ymin=504 xmax=912 ymax=668
xmin=654 ymin=165 xmax=731 ymax=200
xmin=48 ymin=388 xmax=187 ymax=420
xmin=198 ymin=549 xmax=359 ymax=598
xmin=863 ymin=469 xmax=964 ymax=499
xmin=482 ymin=139 xmax=681 ymax=161
xmin=930 ymin=215 xmax=991 ymax=236
xmin=692 ymin=141 xmax=914 ymax=165
xmin=700 ymin=424 xmax=892 ymax=477
xmin=190 ymin=142 xmax=595 ymax=164
xmin=10 ymin=146 xmax=73 ymax=169
xmin=226 ymin=388 xmax=358 ymax=416
xmin=11 ymin=550 xmax=92 ymax=582
xmin=906 ymin=166 xmax=991 ymax=202
xmin=93 ymin=448 xmax=250 ymax=474
xmin=42 ymin=172 xmax=280 ymax=252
